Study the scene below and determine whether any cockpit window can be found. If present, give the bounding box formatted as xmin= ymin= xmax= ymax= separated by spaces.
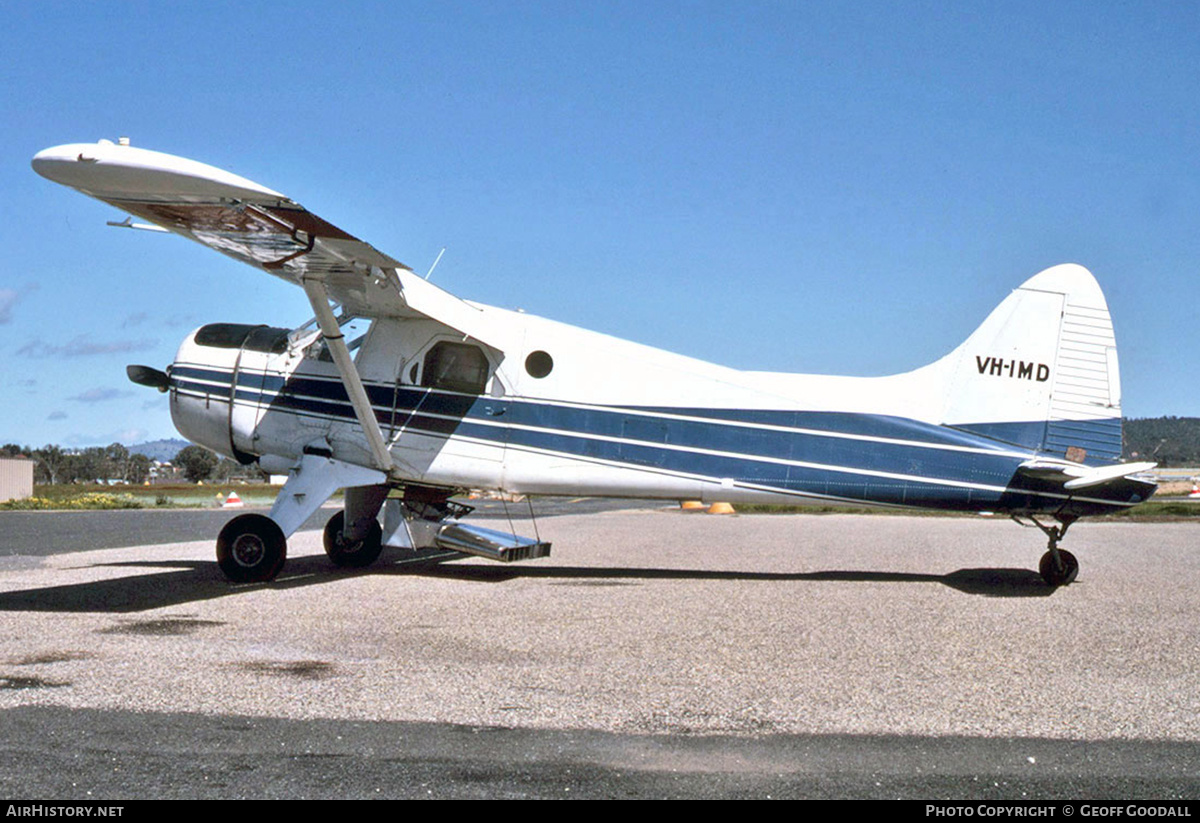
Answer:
xmin=420 ymin=341 xmax=490 ymax=394
xmin=306 ymin=333 xmax=366 ymax=362
xmin=301 ymin=316 xmax=369 ymax=362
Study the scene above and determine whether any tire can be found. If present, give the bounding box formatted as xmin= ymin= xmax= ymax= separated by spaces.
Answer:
xmin=1039 ymin=548 xmax=1079 ymax=587
xmin=216 ymin=513 xmax=287 ymax=583
xmin=323 ymin=510 xmax=384 ymax=568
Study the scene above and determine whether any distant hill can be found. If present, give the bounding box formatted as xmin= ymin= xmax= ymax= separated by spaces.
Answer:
xmin=1124 ymin=417 xmax=1200 ymax=466
xmin=128 ymin=438 xmax=190 ymax=462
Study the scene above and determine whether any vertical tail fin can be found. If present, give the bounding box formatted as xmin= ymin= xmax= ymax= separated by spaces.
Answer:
xmin=934 ymin=264 xmax=1123 ymax=463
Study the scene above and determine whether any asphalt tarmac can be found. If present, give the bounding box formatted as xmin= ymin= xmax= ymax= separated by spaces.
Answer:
xmin=1 ymin=507 xmax=1198 ymax=799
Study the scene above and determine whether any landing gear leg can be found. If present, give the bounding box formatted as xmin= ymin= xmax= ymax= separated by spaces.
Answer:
xmin=323 ymin=510 xmax=383 ymax=567
xmin=1026 ymin=515 xmax=1080 ymax=587
xmin=323 ymin=484 xmax=388 ymax=568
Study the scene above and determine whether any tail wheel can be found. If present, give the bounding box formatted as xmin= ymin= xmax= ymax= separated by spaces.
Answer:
xmin=216 ymin=513 xmax=287 ymax=583
xmin=323 ymin=510 xmax=384 ymax=568
xmin=1039 ymin=549 xmax=1079 ymax=587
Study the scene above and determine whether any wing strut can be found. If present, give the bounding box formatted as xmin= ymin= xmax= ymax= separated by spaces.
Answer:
xmin=301 ymin=277 xmax=395 ymax=474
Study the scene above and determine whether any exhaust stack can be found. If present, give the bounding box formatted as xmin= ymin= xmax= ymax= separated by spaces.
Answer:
xmin=435 ymin=522 xmax=552 ymax=563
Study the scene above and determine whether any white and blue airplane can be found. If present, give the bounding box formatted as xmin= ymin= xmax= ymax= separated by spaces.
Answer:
xmin=32 ymin=139 xmax=1157 ymax=587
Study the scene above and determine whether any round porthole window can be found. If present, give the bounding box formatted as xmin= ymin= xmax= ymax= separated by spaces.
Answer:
xmin=525 ymin=350 xmax=553 ymax=378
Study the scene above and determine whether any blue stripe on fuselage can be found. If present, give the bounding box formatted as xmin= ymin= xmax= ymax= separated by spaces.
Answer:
xmin=169 ymin=363 xmax=1037 ymax=508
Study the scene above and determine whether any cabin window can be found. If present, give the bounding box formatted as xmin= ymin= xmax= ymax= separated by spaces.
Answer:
xmin=420 ymin=341 xmax=490 ymax=394
xmin=525 ymin=350 xmax=553 ymax=378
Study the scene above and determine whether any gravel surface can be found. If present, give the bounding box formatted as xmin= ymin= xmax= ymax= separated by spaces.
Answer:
xmin=1 ymin=510 xmax=1198 ymax=797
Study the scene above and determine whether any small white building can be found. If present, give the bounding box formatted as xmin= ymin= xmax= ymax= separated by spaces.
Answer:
xmin=0 ymin=457 xmax=35 ymax=502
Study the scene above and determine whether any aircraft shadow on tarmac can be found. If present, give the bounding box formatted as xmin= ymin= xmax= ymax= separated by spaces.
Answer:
xmin=0 ymin=551 xmax=1054 ymax=613
xmin=406 ymin=563 xmax=1055 ymax=597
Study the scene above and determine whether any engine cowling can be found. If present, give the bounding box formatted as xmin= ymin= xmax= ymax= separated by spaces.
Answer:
xmin=168 ymin=323 xmax=292 ymax=463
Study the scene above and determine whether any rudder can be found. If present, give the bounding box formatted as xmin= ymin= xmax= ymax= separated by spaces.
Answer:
xmin=933 ymin=264 xmax=1123 ymax=464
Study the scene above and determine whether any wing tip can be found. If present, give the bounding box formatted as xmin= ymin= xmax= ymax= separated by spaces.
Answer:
xmin=33 ymin=140 xmax=285 ymax=202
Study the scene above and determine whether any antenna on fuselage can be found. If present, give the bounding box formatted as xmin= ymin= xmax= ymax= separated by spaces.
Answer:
xmin=425 ymin=247 xmax=446 ymax=280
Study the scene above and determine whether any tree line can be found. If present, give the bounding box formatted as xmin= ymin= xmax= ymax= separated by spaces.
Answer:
xmin=1123 ymin=417 xmax=1200 ymax=466
xmin=0 ymin=443 xmax=262 ymax=485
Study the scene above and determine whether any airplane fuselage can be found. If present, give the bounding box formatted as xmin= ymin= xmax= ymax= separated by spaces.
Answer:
xmin=168 ymin=301 xmax=1150 ymax=519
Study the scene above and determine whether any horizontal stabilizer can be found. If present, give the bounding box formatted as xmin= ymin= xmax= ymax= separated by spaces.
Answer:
xmin=1017 ymin=459 xmax=1157 ymax=490
xmin=1062 ymin=461 xmax=1157 ymax=490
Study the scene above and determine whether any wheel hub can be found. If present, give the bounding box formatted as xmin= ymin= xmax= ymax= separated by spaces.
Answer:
xmin=231 ymin=533 xmax=266 ymax=567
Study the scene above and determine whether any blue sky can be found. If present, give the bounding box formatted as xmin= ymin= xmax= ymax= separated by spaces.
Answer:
xmin=2 ymin=1 xmax=1197 ymax=448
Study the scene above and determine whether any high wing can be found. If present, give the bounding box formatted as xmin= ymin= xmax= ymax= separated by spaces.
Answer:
xmin=32 ymin=138 xmax=515 ymax=476
xmin=31 ymin=139 xmax=499 ymax=346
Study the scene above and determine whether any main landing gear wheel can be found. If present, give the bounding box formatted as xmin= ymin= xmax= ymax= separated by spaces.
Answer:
xmin=216 ymin=513 xmax=287 ymax=583
xmin=1039 ymin=548 xmax=1079 ymax=587
xmin=323 ymin=510 xmax=384 ymax=569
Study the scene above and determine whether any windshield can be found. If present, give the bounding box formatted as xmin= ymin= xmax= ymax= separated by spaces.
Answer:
xmin=301 ymin=315 xmax=370 ymax=362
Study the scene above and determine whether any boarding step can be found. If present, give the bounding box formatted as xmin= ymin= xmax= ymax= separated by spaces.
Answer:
xmin=434 ymin=522 xmax=552 ymax=562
